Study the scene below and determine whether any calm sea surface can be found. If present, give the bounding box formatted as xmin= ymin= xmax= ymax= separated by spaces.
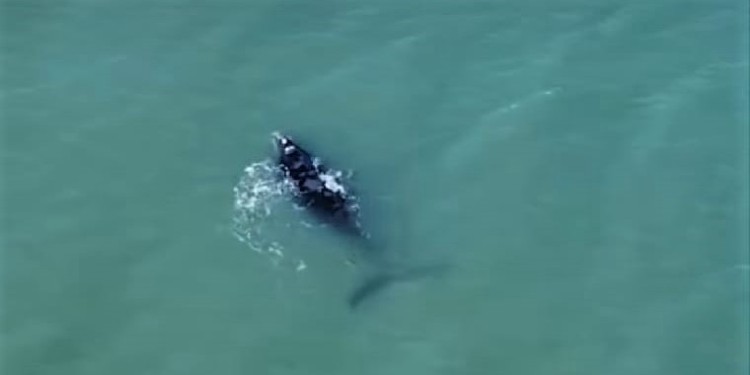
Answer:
xmin=3 ymin=1 xmax=748 ymax=374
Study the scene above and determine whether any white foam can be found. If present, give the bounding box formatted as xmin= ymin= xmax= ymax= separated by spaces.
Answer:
xmin=231 ymin=158 xmax=314 ymax=271
xmin=295 ymin=260 xmax=307 ymax=272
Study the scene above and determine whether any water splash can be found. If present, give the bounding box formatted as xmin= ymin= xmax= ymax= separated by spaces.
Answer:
xmin=231 ymin=159 xmax=306 ymax=271
xmin=231 ymin=154 xmax=359 ymax=271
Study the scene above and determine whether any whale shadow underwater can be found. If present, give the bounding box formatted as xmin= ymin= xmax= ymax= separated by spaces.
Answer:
xmin=271 ymin=132 xmax=445 ymax=309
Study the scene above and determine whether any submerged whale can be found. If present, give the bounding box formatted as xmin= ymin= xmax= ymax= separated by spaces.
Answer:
xmin=271 ymin=132 xmax=445 ymax=308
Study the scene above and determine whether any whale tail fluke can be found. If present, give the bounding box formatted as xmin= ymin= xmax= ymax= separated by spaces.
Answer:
xmin=347 ymin=263 xmax=449 ymax=309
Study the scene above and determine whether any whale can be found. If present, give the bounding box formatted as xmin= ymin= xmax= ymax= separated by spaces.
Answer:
xmin=271 ymin=132 xmax=445 ymax=308
xmin=272 ymin=132 xmax=367 ymax=241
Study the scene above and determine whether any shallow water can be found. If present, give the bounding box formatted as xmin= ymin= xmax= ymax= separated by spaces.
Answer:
xmin=3 ymin=1 xmax=749 ymax=374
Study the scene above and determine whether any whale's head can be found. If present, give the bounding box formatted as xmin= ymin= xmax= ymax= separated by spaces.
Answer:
xmin=271 ymin=132 xmax=315 ymax=175
xmin=271 ymin=132 xmax=299 ymax=157
xmin=271 ymin=132 xmax=290 ymax=150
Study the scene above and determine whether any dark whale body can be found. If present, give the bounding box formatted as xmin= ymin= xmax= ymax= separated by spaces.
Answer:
xmin=272 ymin=133 xmax=366 ymax=240
xmin=271 ymin=132 xmax=445 ymax=309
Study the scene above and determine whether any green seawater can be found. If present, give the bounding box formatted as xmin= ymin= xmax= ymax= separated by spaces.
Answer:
xmin=3 ymin=1 xmax=748 ymax=374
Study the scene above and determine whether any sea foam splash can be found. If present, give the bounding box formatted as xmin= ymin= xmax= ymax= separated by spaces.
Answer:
xmin=231 ymin=159 xmax=306 ymax=271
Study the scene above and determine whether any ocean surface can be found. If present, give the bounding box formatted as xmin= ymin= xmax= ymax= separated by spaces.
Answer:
xmin=3 ymin=1 xmax=748 ymax=374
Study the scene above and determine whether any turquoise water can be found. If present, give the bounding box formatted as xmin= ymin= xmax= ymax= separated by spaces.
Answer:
xmin=3 ymin=1 xmax=748 ymax=374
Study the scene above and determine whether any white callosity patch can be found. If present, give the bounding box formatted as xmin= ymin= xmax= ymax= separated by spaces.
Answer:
xmin=272 ymin=131 xmax=288 ymax=145
xmin=319 ymin=170 xmax=346 ymax=194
